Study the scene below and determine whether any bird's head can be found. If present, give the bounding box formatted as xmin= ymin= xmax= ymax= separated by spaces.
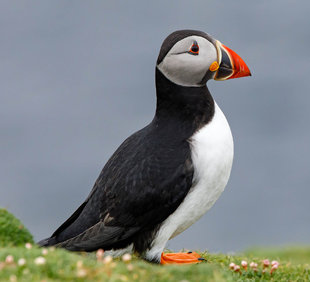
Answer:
xmin=156 ymin=30 xmax=251 ymax=87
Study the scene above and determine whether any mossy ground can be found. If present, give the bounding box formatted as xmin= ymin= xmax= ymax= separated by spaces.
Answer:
xmin=0 ymin=209 xmax=309 ymax=281
xmin=0 ymin=208 xmax=33 ymax=247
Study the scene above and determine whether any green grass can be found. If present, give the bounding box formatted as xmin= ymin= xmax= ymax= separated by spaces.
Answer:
xmin=0 ymin=209 xmax=309 ymax=281
xmin=0 ymin=208 xmax=34 ymax=247
xmin=245 ymin=246 xmax=310 ymax=265
xmin=0 ymin=246 xmax=309 ymax=281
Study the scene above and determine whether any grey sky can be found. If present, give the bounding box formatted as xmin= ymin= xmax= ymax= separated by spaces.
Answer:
xmin=1 ymin=1 xmax=309 ymax=252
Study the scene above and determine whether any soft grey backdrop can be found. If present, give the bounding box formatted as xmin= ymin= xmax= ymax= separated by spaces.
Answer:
xmin=1 ymin=1 xmax=309 ymax=252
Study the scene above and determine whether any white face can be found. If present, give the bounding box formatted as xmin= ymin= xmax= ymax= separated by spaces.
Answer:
xmin=157 ymin=36 xmax=218 ymax=87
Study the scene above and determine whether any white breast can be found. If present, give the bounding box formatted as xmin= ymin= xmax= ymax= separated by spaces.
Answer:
xmin=145 ymin=102 xmax=233 ymax=261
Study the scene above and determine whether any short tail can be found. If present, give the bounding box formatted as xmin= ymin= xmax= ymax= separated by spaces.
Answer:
xmin=37 ymin=237 xmax=58 ymax=247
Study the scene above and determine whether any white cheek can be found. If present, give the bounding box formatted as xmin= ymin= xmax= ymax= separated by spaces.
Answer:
xmin=158 ymin=55 xmax=206 ymax=86
xmin=157 ymin=37 xmax=217 ymax=87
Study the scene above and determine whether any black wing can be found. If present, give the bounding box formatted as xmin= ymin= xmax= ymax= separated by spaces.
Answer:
xmin=39 ymin=121 xmax=194 ymax=251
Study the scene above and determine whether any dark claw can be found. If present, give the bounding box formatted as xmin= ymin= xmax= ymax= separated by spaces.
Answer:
xmin=187 ymin=251 xmax=192 ymax=254
xmin=198 ymin=258 xmax=206 ymax=261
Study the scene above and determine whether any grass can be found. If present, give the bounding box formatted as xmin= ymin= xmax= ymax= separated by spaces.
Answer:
xmin=0 ymin=209 xmax=309 ymax=281
xmin=0 ymin=208 xmax=34 ymax=247
xmin=0 ymin=246 xmax=309 ymax=281
xmin=245 ymin=246 xmax=310 ymax=265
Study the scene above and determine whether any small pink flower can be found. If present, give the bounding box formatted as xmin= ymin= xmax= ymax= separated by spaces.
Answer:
xmin=25 ymin=243 xmax=32 ymax=249
xmin=233 ymin=265 xmax=241 ymax=273
xmin=77 ymin=268 xmax=87 ymax=278
xmin=122 ymin=253 xmax=132 ymax=263
xmin=270 ymin=264 xmax=279 ymax=274
xmin=18 ymin=258 xmax=26 ymax=266
xmin=241 ymin=260 xmax=248 ymax=270
xmin=250 ymin=262 xmax=258 ymax=269
xmin=263 ymin=259 xmax=270 ymax=268
xmin=42 ymin=248 xmax=48 ymax=255
xmin=96 ymin=249 xmax=104 ymax=260
xmin=229 ymin=262 xmax=236 ymax=269
xmin=5 ymin=255 xmax=14 ymax=264
xmin=34 ymin=256 xmax=46 ymax=265
xmin=271 ymin=260 xmax=279 ymax=267
xmin=103 ymin=255 xmax=113 ymax=264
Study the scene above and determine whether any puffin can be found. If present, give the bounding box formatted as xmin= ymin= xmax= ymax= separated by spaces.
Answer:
xmin=38 ymin=30 xmax=251 ymax=264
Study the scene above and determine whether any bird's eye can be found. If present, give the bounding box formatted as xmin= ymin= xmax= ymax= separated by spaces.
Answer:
xmin=189 ymin=43 xmax=199 ymax=55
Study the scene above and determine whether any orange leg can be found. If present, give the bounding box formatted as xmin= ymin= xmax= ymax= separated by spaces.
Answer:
xmin=160 ymin=251 xmax=205 ymax=265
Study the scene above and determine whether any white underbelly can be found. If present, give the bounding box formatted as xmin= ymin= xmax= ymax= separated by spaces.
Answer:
xmin=147 ymin=102 xmax=233 ymax=259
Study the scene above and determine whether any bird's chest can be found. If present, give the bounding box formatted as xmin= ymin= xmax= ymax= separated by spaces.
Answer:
xmin=170 ymin=103 xmax=234 ymax=237
xmin=191 ymin=103 xmax=234 ymax=205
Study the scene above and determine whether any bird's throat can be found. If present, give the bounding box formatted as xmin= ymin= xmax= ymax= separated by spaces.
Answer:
xmin=154 ymin=68 xmax=215 ymax=135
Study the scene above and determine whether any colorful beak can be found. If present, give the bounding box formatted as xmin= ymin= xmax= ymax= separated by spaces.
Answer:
xmin=214 ymin=41 xmax=251 ymax=81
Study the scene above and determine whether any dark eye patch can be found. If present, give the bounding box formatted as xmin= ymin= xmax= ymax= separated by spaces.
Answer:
xmin=188 ymin=41 xmax=199 ymax=55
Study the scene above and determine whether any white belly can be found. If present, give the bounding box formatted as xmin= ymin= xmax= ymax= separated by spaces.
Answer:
xmin=145 ymin=102 xmax=233 ymax=260
xmin=172 ymin=102 xmax=233 ymax=237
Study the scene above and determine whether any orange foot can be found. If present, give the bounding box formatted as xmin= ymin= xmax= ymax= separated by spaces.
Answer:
xmin=160 ymin=251 xmax=205 ymax=265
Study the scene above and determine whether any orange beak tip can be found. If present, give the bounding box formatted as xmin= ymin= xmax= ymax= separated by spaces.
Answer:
xmin=222 ymin=44 xmax=251 ymax=79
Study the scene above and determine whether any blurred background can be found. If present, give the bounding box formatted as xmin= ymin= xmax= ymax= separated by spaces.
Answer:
xmin=1 ymin=1 xmax=309 ymax=253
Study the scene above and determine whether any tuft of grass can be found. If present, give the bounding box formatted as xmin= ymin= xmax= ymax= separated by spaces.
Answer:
xmin=0 ymin=208 xmax=34 ymax=247
xmin=244 ymin=245 xmax=310 ymax=265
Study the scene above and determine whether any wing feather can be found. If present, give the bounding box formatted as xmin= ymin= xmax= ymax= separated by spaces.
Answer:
xmin=41 ymin=122 xmax=194 ymax=251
